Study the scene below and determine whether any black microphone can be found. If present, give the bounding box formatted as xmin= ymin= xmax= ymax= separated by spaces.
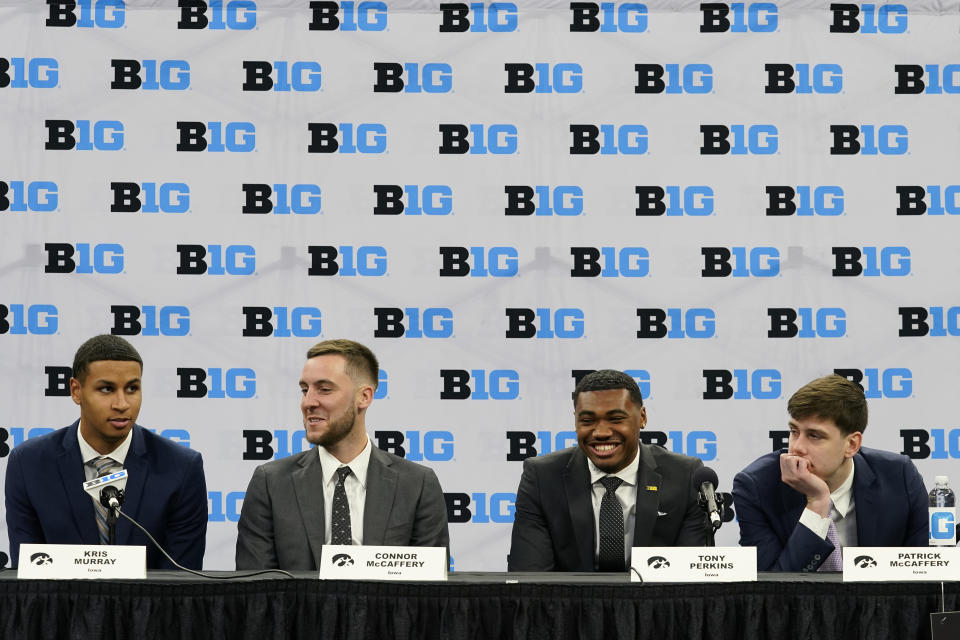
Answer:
xmin=693 ymin=466 xmax=722 ymax=531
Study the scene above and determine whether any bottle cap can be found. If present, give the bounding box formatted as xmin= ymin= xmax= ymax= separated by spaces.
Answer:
xmin=935 ymin=475 xmax=949 ymax=485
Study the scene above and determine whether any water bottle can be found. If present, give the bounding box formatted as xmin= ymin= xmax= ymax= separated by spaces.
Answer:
xmin=929 ymin=476 xmax=956 ymax=546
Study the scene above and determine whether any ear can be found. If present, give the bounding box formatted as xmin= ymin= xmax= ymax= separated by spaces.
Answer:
xmin=69 ymin=378 xmax=82 ymax=406
xmin=355 ymin=384 xmax=375 ymax=410
xmin=638 ymin=406 xmax=647 ymax=429
xmin=844 ymin=431 xmax=862 ymax=458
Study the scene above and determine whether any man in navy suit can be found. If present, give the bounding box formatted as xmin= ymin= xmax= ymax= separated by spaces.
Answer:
xmin=5 ymin=335 xmax=207 ymax=569
xmin=733 ymin=374 xmax=928 ymax=572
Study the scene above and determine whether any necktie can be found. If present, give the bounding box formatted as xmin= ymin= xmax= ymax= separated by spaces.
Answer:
xmin=88 ymin=456 xmax=121 ymax=545
xmin=598 ymin=476 xmax=625 ymax=572
xmin=331 ymin=466 xmax=353 ymax=545
xmin=819 ymin=507 xmax=843 ymax=572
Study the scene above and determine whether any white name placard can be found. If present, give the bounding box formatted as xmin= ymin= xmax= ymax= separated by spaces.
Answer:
xmin=631 ymin=547 xmax=757 ymax=582
xmin=17 ymin=544 xmax=146 ymax=580
xmin=843 ymin=547 xmax=960 ymax=581
xmin=319 ymin=545 xmax=447 ymax=581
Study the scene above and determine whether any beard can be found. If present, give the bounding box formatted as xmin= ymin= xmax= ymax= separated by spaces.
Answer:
xmin=305 ymin=402 xmax=358 ymax=447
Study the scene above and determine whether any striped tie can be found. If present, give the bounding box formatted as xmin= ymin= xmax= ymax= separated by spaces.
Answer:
xmin=88 ymin=456 xmax=121 ymax=545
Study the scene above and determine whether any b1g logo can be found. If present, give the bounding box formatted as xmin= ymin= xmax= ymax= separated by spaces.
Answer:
xmin=307 ymin=123 xmax=386 ymax=154
xmin=832 ymin=246 xmax=910 ymax=277
xmin=504 ymin=63 xmax=582 ymax=94
xmin=242 ymin=61 xmax=321 ymax=92
xmin=439 ymin=2 xmax=518 ymax=32
xmin=700 ymin=3 xmax=778 ymax=32
xmin=505 ymin=308 xmax=584 ymax=339
xmin=570 ymin=3 xmax=648 ymax=32
xmin=176 ymin=121 xmax=255 ymax=152
xmin=504 ymin=186 xmax=583 ymax=216
xmin=45 ymin=366 xmax=73 ymax=396
xmin=635 ymin=64 xmax=712 ymax=94
xmin=829 ymin=3 xmax=907 ymax=34
xmin=177 ymin=245 xmax=255 ymax=276
xmin=505 ymin=430 xmax=577 ymax=461
xmin=767 ymin=308 xmax=846 ymax=338
xmin=444 ymin=492 xmax=515 ymax=524
xmin=0 ymin=428 xmax=56 ymax=456
xmin=0 ymin=305 xmax=58 ymax=335
xmin=833 ymin=367 xmax=912 ymax=398
xmin=46 ymin=0 xmax=125 ymax=28
xmin=702 ymin=369 xmax=781 ymax=399
xmin=439 ymin=246 xmax=518 ymax=277
xmin=0 ymin=181 xmax=58 ymax=212
xmin=374 ymin=63 xmax=452 ymax=93
xmin=111 ymin=305 xmax=189 ymax=336
xmin=242 ymin=429 xmax=310 ymax=460
xmin=307 ymin=246 xmax=387 ymax=277
xmin=208 ymin=491 xmax=245 ymax=522
xmin=0 ymin=58 xmax=59 ymax=88
xmin=636 ymin=186 xmax=713 ymax=216
xmin=766 ymin=186 xmax=843 ymax=216
xmin=373 ymin=185 xmax=452 ymax=215
xmin=373 ymin=307 xmax=453 ymax=338
xmin=439 ymin=369 xmax=519 ymax=400
xmin=178 ymin=0 xmax=257 ymax=30
xmin=111 ymin=60 xmax=190 ymax=90
xmin=439 ymin=124 xmax=517 ymax=155
xmin=901 ymin=429 xmax=960 ymax=460
xmin=896 ymin=186 xmax=960 ymax=216
xmin=700 ymin=125 xmax=777 ymax=155
xmin=764 ymin=64 xmax=842 ymax=94
xmin=895 ymin=65 xmax=960 ymax=95
xmin=309 ymin=1 xmax=387 ymax=31
xmin=45 ymin=120 xmax=123 ymax=151
xmin=570 ymin=124 xmax=647 ymax=155
xmin=570 ymin=247 xmax=649 ymax=277
xmin=177 ymin=368 xmax=256 ymax=398
xmin=242 ymin=184 xmax=321 ymax=214
xmin=111 ymin=182 xmax=189 ymax=214
xmin=899 ymin=307 xmax=960 ymax=337
xmin=242 ymin=307 xmax=322 ymax=337
xmin=640 ymin=430 xmax=718 ymax=460
xmin=636 ymin=308 xmax=715 ymax=339
xmin=374 ymin=430 xmax=454 ymax=461
xmin=45 ymin=243 xmax=123 ymax=274
xmin=829 ymin=124 xmax=907 ymax=155
xmin=701 ymin=247 xmax=780 ymax=277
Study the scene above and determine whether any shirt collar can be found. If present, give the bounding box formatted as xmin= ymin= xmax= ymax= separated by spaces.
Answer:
xmin=76 ymin=422 xmax=132 ymax=466
xmin=830 ymin=460 xmax=856 ymax=517
xmin=318 ymin=435 xmax=372 ymax=489
xmin=587 ymin=447 xmax=640 ymax=486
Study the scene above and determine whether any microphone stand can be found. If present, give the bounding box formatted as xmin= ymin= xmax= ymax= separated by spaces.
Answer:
xmin=101 ymin=488 xmax=125 ymax=545
xmin=698 ymin=490 xmax=724 ymax=547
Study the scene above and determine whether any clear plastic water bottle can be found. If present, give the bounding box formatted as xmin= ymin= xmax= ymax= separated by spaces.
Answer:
xmin=929 ymin=476 xmax=956 ymax=546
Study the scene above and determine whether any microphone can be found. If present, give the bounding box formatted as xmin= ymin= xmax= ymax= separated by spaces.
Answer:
xmin=693 ymin=466 xmax=723 ymax=532
xmin=82 ymin=469 xmax=128 ymax=510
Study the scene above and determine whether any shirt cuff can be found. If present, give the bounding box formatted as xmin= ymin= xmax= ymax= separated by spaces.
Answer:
xmin=799 ymin=507 xmax=831 ymax=539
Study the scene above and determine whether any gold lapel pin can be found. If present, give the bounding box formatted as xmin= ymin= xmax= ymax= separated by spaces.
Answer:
xmin=645 ymin=485 xmax=658 ymax=491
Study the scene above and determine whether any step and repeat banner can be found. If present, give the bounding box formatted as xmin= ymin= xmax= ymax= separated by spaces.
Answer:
xmin=1 ymin=0 xmax=959 ymax=570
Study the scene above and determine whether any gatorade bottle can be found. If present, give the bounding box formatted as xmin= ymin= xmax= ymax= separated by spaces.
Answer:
xmin=929 ymin=476 xmax=956 ymax=546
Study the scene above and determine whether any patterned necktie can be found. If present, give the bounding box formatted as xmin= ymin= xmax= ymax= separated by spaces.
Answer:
xmin=819 ymin=506 xmax=843 ymax=572
xmin=331 ymin=466 xmax=353 ymax=545
xmin=598 ymin=476 xmax=625 ymax=572
xmin=88 ymin=456 xmax=121 ymax=545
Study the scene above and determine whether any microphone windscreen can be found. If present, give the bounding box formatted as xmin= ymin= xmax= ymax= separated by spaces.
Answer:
xmin=692 ymin=466 xmax=719 ymax=490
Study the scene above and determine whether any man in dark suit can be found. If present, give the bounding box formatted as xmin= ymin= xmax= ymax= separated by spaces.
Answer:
xmin=5 ymin=335 xmax=207 ymax=569
xmin=733 ymin=374 xmax=928 ymax=572
xmin=235 ymin=339 xmax=448 ymax=570
xmin=508 ymin=370 xmax=707 ymax=572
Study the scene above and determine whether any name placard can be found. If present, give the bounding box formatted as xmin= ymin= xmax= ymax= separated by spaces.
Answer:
xmin=843 ymin=547 xmax=960 ymax=581
xmin=631 ymin=547 xmax=757 ymax=582
xmin=319 ymin=545 xmax=447 ymax=581
xmin=17 ymin=544 xmax=146 ymax=580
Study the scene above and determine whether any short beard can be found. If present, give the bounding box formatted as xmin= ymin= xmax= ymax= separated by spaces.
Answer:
xmin=305 ymin=403 xmax=357 ymax=448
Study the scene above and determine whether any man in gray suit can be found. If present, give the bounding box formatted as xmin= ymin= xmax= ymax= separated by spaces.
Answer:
xmin=235 ymin=339 xmax=449 ymax=570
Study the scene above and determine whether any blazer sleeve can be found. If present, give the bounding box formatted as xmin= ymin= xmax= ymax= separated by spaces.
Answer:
xmin=733 ymin=469 xmax=833 ymax=572
xmin=408 ymin=466 xmax=449 ymax=549
xmin=4 ymin=447 xmax=44 ymax=568
xmin=235 ymin=465 xmax=278 ymax=570
xmin=507 ymin=458 xmax=556 ymax=571
xmin=161 ymin=450 xmax=208 ymax=570
xmin=902 ymin=458 xmax=929 ymax=546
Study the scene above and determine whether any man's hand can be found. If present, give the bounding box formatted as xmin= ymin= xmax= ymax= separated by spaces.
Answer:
xmin=779 ymin=454 xmax=831 ymax=517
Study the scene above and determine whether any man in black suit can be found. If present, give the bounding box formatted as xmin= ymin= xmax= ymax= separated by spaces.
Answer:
xmin=508 ymin=370 xmax=707 ymax=572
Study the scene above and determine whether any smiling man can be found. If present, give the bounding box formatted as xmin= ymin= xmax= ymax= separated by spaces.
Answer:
xmin=508 ymin=369 xmax=707 ymax=572
xmin=4 ymin=335 xmax=207 ymax=569
xmin=733 ymin=374 xmax=928 ymax=572
xmin=235 ymin=339 xmax=449 ymax=570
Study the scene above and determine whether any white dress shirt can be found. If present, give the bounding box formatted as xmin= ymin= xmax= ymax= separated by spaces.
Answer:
xmin=588 ymin=450 xmax=640 ymax=568
xmin=799 ymin=463 xmax=858 ymax=547
xmin=318 ymin=436 xmax=372 ymax=545
xmin=77 ymin=425 xmax=131 ymax=481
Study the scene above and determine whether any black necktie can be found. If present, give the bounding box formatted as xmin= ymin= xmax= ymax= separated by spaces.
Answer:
xmin=331 ymin=466 xmax=353 ymax=545
xmin=598 ymin=476 xmax=625 ymax=572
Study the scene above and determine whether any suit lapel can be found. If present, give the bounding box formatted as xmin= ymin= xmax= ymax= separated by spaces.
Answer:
xmin=851 ymin=454 xmax=877 ymax=545
xmin=362 ymin=447 xmax=398 ymax=545
xmin=633 ymin=445 xmax=662 ymax=546
xmin=780 ymin=478 xmax=807 ymax=534
xmin=117 ymin=426 xmax=148 ymax=545
xmin=563 ymin=449 xmax=595 ymax=571
xmin=293 ymin=451 xmax=326 ymax=568
xmin=59 ymin=422 xmax=98 ymax=544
